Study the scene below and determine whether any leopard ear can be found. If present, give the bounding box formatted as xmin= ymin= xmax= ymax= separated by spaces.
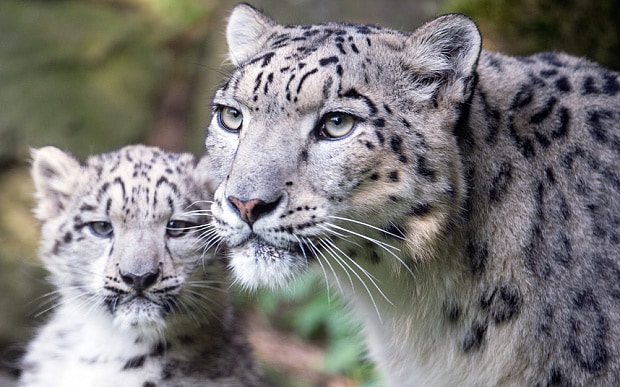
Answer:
xmin=31 ymin=146 xmax=83 ymax=221
xmin=226 ymin=3 xmax=276 ymax=65
xmin=405 ymin=14 xmax=482 ymax=105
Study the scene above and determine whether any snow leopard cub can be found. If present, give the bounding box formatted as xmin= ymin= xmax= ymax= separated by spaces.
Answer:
xmin=20 ymin=145 xmax=263 ymax=387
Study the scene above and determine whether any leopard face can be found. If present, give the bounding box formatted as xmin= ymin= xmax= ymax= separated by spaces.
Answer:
xmin=32 ymin=145 xmax=214 ymax=332
xmin=205 ymin=5 xmax=479 ymax=289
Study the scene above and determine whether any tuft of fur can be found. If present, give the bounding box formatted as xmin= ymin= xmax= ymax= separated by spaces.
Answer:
xmin=204 ymin=4 xmax=620 ymax=385
xmin=21 ymin=145 xmax=264 ymax=387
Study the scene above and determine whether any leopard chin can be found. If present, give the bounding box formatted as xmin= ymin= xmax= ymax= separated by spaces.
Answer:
xmin=228 ymin=237 xmax=308 ymax=291
xmin=112 ymin=297 xmax=166 ymax=331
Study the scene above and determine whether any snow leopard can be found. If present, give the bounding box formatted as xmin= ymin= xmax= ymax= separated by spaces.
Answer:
xmin=20 ymin=145 xmax=264 ymax=387
xmin=203 ymin=3 xmax=620 ymax=386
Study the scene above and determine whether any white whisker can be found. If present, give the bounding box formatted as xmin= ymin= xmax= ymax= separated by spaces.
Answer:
xmin=323 ymin=238 xmax=393 ymax=306
xmin=328 ymin=215 xmax=408 ymax=241
xmin=320 ymin=222 xmax=415 ymax=277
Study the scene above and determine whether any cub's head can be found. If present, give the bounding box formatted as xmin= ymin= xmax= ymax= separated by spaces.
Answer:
xmin=205 ymin=4 xmax=481 ymax=289
xmin=31 ymin=145 xmax=216 ymax=331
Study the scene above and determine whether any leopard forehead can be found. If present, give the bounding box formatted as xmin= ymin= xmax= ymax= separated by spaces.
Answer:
xmin=81 ymin=146 xmax=200 ymax=220
xmin=217 ymin=22 xmax=424 ymax=117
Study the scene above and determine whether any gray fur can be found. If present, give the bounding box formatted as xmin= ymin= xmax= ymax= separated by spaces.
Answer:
xmin=204 ymin=4 xmax=620 ymax=385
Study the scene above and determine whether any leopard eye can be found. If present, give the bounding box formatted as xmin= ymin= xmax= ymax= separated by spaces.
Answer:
xmin=88 ymin=221 xmax=113 ymax=238
xmin=217 ymin=106 xmax=243 ymax=132
xmin=166 ymin=220 xmax=196 ymax=238
xmin=319 ymin=112 xmax=356 ymax=139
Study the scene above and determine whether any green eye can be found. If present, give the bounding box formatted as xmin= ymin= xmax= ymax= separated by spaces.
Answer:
xmin=166 ymin=220 xmax=196 ymax=237
xmin=88 ymin=221 xmax=113 ymax=238
xmin=319 ymin=112 xmax=356 ymax=139
xmin=218 ymin=106 xmax=243 ymax=132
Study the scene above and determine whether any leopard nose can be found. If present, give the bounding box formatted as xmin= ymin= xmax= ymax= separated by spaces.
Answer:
xmin=120 ymin=269 xmax=159 ymax=292
xmin=228 ymin=195 xmax=282 ymax=225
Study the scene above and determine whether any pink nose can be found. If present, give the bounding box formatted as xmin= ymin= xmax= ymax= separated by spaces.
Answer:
xmin=228 ymin=196 xmax=281 ymax=225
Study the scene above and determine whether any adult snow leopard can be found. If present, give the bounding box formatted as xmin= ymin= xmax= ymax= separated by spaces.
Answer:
xmin=20 ymin=145 xmax=263 ymax=387
xmin=204 ymin=3 xmax=620 ymax=385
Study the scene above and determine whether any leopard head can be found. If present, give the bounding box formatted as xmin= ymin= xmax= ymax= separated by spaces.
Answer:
xmin=205 ymin=4 xmax=481 ymax=290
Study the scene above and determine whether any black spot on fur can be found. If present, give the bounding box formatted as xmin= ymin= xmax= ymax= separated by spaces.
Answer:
xmin=319 ymin=56 xmax=339 ymax=66
xmin=416 ymin=156 xmax=436 ymax=180
xmin=551 ymin=107 xmax=570 ymax=139
xmin=489 ymin=162 xmax=512 ymax=202
xmin=390 ymin=136 xmax=407 ymax=163
xmin=52 ymin=239 xmax=61 ymax=255
xmin=384 ymin=223 xmax=407 ymax=239
xmin=479 ymin=90 xmax=501 ymax=144
xmin=248 ymin=52 xmax=275 ymax=68
xmin=582 ymin=76 xmax=599 ymax=94
xmin=370 ymin=251 xmax=380 ymax=264
xmin=445 ymin=302 xmax=461 ymax=323
xmin=467 ymin=240 xmax=488 ymax=276
xmin=603 ymin=73 xmax=620 ymax=95
xmin=509 ymin=117 xmax=536 ymax=158
xmin=568 ymin=289 xmax=610 ymax=372
xmin=547 ymin=367 xmax=572 ymax=386
xmin=388 ymin=171 xmax=399 ymax=182
xmin=462 ymin=322 xmax=487 ymax=353
xmin=530 ymin=97 xmax=557 ymax=124
xmin=483 ymin=284 xmax=523 ymax=324
xmin=586 ymin=110 xmax=619 ymax=152
xmin=150 ymin=341 xmax=168 ymax=357
xmin=554 ymin=77 xmax=572 ymax=93
xmin=122 ymin=355 xmax=146 ymax=370
xmin=510 ymin=85 xmax=534 ymax=109
xmin=409 ymin=202 xmax=431 ymax=217
xmin=375 ymin=130 xmax=385 ymax=145
xmin=342 ymin=88 xmax=378 ymax=114
xmin=297 ymin=68 xmax=319 ymax=94
xmin=336 ymin=43 xmax=346 ymax=55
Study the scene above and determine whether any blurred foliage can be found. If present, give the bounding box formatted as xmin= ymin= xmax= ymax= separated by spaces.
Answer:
xmin=0 ymin=1 xmax=159 ymax=162
xmin=0 ymin=0 xmax=215 ymax=164
xmin=443 ymin=0 xmax=620 ymax=70
xmin=238 ymin=269 xmax=380 ymax=386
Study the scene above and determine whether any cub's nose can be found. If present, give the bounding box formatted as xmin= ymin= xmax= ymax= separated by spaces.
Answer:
xmin=119 ymin=269 xmax=159 ymax=293
xmin=228 ymin=195 xmax=282 ymax=225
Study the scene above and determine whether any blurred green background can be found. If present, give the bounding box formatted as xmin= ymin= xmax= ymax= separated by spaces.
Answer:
xmin=0 ymin=0 xmax=618 ymax=386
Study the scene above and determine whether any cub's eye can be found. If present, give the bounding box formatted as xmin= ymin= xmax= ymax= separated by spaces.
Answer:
xmin=217 ymin=106 xmax=243 ymax=132
xmin=319 ymin=112 xmax=356 ymax=139
xmin=88 ymin=221 xmax=113 ymax=238
xmin=166 ymin=220 xmax=196 ymax=237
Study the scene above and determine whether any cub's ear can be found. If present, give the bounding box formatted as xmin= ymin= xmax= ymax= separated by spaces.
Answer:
xmin=226 ymin=3 xmax=276 ymax=65
xmin=31 ymin=146 xmax=82 ymax=221
xmin=405 ymin=14 xmax=482 ymax=105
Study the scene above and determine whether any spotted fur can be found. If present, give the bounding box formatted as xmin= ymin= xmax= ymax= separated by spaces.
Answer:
xmin=203 ymin=3 xmax=620 ymax=385
xmin=20 ymin=145 xmax=263 ymax=387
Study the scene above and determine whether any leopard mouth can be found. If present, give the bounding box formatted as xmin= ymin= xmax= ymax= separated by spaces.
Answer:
xmin=106 ymin=294 xmax=171 ymax=329
xmin=228 ymin=235 xmax=309 ymax=290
